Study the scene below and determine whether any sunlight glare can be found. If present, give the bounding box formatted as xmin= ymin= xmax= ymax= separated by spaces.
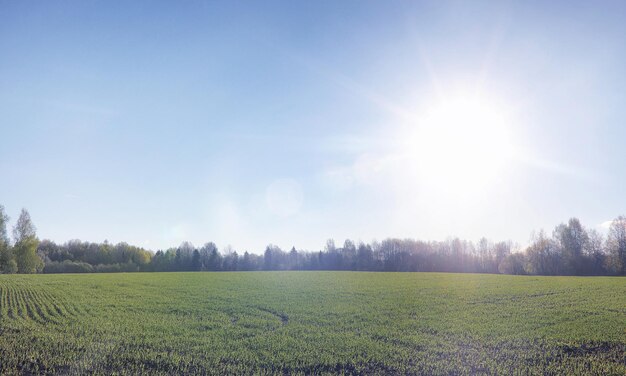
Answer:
xmin=405 ymin=94 xmax=515 ymax=196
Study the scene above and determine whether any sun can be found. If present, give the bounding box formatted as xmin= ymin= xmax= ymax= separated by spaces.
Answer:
xmin=403 ymin=93 xmax=516 ymax=196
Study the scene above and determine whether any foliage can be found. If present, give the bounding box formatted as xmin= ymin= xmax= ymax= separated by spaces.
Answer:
xmin=0 ymin=205 xmax=9 ymax=246
xmin=13 ymin=236 xmax=43 ymax=274
xmin=2 ymin=203 xmax=626 ymax=277
xmin=43 ymin=260 xmax=94 ymax=273
xmin=2 ymin=258 xmax=18 ymax=274
xmin=4 ymin=208 xmax=44 ymax=274
xmin=30 ymin=216 xmax=626 ymax=276
xmin=0 ymin=272 xmax=624 ymax=375
xmin=0 ymin=205 xmax=15 ymax=274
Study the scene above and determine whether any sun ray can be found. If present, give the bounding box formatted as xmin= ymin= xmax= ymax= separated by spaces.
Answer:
xmin=402 ymin=92 xmax=516 ymax=197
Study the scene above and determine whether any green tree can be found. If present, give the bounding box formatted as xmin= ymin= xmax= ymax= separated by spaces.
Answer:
xmin=0 ymin=205 xmax=8 ymax=244
xmin=0 ymin=205 xmax=17 ymax=274
xmin=12 ymin=209 xmax=43 ymax=273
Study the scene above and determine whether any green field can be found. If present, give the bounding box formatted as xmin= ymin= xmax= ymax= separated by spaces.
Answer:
xmin=0 ymin=272 xmax=624 ymax=375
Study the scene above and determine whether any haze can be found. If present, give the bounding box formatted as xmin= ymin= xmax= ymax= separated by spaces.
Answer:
xmin=1 ymin=1 xmax=625 ymax=252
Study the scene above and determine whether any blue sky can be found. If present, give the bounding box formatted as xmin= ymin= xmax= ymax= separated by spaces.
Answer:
xmin=1 ymin=1 xmax=625 ymax=252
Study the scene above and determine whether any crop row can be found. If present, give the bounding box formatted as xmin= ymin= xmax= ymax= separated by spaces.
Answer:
xmin=0 ymin=282 xmax=82 ymax=325
xmin=0 ymin=272 xmax=624 ymax=375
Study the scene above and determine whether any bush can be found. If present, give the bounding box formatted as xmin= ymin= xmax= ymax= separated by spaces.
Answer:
xmin=44 ymin=261 xmax=94 ymax=273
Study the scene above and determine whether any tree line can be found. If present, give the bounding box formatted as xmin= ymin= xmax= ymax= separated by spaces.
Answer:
xmin=0 ymin=205 xmax=625 ymax=275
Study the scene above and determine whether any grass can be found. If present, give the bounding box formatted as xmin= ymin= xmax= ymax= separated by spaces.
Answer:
xmin=0 ymin=272 xmax=624 ymax=375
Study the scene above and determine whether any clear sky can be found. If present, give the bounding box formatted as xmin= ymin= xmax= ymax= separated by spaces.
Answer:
xmin=1 ymin=1 xmax=625 ymax=253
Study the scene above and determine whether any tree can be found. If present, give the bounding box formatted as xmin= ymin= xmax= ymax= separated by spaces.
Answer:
xmin=476 ymin=237 xmax=492 ymax=273
xmin=12 ymin=208 xmax=36 ymax=244
xmin=498 ymin=252 xmax=526 ymax=275
xmin=177 ymin=241 xmax=195 ymax=270
xmin=264 ymin=245 xmax=283 ymax=270
xmin=525 ymin=230 xmax=560 ymax=275
xmin=192 ymin=249 xmax=201 ymax=271
xmin=241 ymin=251 xmax=252 ymax=271
xmin=342 ymin=239 xmax=356 ymax=270
xmin=607 ymin=216 xmax=626 ymax=275
xmin=553 ymin=218 xmax=587 ymax=275
xmin=223 ymin=251 xmax=239 ymax=271
xmin=288 ymin=247 xmax=299 ymax=270
xmin=584 ymin=229 xmax=606 ymax=275
xmin=207 ymin=246 xmax=222 ymax=271
xmin=493 ymin=241 xmax=511 ymax=271
xmin=200 ymin=242 xmax=218 ymax=271
xmin=324 ymin=239 xmax=336 ymax=253
xmin=12 ymin=209 xmax=43 ymax=273
xmin=0 ymin=205 xmax=16 ymax=274
xmin=0 ymin=205 xmax=8 ymax=245
xmin=356 ymin=242 xmax=373 ymax=270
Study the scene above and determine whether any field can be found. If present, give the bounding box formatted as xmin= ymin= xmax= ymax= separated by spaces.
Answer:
xmin=0 ymin=272 xmax=624 ymax=375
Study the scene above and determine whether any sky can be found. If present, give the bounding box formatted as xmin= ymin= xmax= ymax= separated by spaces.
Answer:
xmin=1 ymin=1 xmax=626 ymax=253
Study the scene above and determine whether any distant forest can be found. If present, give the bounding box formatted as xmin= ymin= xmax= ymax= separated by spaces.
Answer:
xmin=1 ymin=205 xmax=625 ymax=276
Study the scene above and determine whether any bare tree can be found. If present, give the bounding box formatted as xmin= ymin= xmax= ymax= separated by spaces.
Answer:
xmin=12 ymin=208 xmax=36 ymax=244
xmin=584 ymin=228 xmax=606 ymax=275
xmin=553 ymin=218 xmax=588 ymax=275
xmin=607 ymin=216 xmax=626 ymax=275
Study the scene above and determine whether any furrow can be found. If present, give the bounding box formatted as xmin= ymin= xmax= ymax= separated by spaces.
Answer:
xmin=22 ymin=287 xmax=49 ymax=325
xmin=38 ymin=288 xmax=74 ymax=319
xmin=0 ymin=286 xmax=8 ymax=319
xmin=30 ymin=288 xmax=62 ymax=324
xmin=6 ymin=284 xmax=16 ymax=319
